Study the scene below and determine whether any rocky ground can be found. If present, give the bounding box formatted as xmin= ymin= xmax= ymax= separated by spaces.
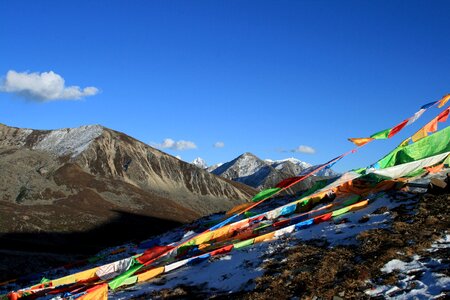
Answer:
xmin=126 ymin=188 xmax=449 ymax=299
xmin=241 ymin=192 xmax=449 ymax=300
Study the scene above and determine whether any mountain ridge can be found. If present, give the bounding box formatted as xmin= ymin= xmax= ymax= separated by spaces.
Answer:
xmin=208 ymin=152 xmax=338 ymax=190
xmin=0 ymin=123 xmax=255 ymax=259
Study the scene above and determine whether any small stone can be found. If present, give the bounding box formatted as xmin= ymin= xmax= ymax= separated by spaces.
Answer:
xmin=372 ymin=206 xmax=389 ymax=215
xmin=358 ymin=215 xmax=370 ymax=223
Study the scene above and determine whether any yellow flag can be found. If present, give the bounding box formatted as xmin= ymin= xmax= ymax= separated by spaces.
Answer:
xmin=412 ymin=128 xmax=427 ymax=142
xmin=78 ymin=283 xmax=108 ymax=300
xmin=348 ymin=137 xmax=374 ymax=146
xmin=438 ymin=94 xmax=450 ymax=108
xmin=137 ymin=266 xmax=164 ymax=282
xmin=399 ymin=137 xmax=411 ymax=147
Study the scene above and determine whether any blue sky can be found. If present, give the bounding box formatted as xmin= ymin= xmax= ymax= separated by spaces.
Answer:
xmin=1 ymin=1 xmax=449 ymax=172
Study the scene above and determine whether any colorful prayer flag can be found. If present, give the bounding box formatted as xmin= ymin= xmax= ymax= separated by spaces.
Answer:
xmin=348 ymin=137 xmax=374 ymax=146
xmin=412 ymin=127 xmax=427 ymax=142
xmin=275 ymin=176 xmax=303 ymax=189
xmin=370 ymin=128 xmax=390 ymax=139
xmin=421 ymin=101 xmax=437 ymax=109
xmin=388 ymin=119 xmax=408 ymax=138
xmin=251 ymin=187 xmax=281 ymax=202
xmin=406 ymin=108 xmax=425 ymax=125
xmin=438 ymin=94 xmax=450 ymax=108
xmin=399 ymin=137 xmax=411 ymax=147
xmin=437 ymin=107 xmax=450 ymax=122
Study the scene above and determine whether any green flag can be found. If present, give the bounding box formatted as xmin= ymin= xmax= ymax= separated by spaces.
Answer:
xmin=108 ymin=261 xmax=144 ymax=290
xmin=251 ymin=187 xmax=281 ymax=202
xmin=370 ymin=128 xmax=391 ymax=139
xmin=234 ymin=239 xmax=254 ymax=249
xmin=376 ymin=126 xmax=450 ymax=169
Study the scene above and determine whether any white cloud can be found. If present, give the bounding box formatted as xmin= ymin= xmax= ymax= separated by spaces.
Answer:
xmin=0 ymin=70 xmax=99 ymax=101
xmin=213 ymin=141 xmax=225 ymax=148
xmin=292 ymin=145 xmax=316 ymax=154
xmin=175 ymin=155 xmax=182 ymax=160
xmin=155 ymin=138 xmax=197 ymax=151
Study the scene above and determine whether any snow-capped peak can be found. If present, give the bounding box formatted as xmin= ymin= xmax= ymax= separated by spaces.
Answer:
xmin=270 ymin=157 xmax=312 ymax=168
xmin=207 ymin=163 xmax=223 ymax=173
xmin=192 ymin=157 xmax=208 ymax=169
xmin=233 ymin=153 xmax=267 ymax=177
xmin=33 ymin=125 xmax=104 ymax=158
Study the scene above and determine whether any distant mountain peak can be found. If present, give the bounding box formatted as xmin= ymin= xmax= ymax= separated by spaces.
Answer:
xmin=206 ymin=162 xmax=223 ymax=173
xmin=209 ymin=152 xmax=338 ymax=190
xmin=192 ymin=157 xmax=207 ymax=169
xmin=239 ymin=152 xmax=257 ymax=158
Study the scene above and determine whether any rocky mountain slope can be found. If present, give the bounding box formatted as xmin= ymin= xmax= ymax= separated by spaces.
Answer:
xmin=209 ymin=153 xmax=337 ymax=190
xmin=0 ymin=123 xmax=255 ymax=257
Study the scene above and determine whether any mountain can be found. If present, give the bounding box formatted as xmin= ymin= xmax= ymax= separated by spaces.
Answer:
xmin=191 ymin=157 xmax=207 ymax=169
xmin=0 ymin=124 xmax=255 ymax=257
xmin=207 ymin=162 xmax=223 ymax=173
xmin=268 ymin=157 xmax=339 ymax=177
xmin=210 ymin=152 xmax=281 ymax=190
xmin=300 ymin=164 xmax=339 ymax=177
xmin=210 ymin=153 xmax=337 ymax=190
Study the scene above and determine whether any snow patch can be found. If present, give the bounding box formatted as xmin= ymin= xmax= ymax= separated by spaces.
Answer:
xmin=207 ymin=162 xmax=223 ymax=172
xmin=192 ymin=157 xmax=207 ymax=169
xmin=271 ymin=157 xmax=312 ymax=168
xmin=233 ymin=153 xmax=267 ymax=178
xmin=366 ymin=234 xmax=450 ymax=299
xmin=33 ymin=125 xmax=103 ymax=157
xmin=110 ymin=244 xmax=267 ymax=299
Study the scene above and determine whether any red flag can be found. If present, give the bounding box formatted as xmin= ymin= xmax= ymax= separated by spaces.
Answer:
xmin=437 ymin=107 xmax=450 ymax=123
xmin=388 ymin=119 xmax=408 ymax=138
xmin=275 ymin=176 xmax=304 ymax=189
xmin=136 ymin=245 xmax=174 ymax=264
xmin=313 ymin=212 xmax=332 ymax=224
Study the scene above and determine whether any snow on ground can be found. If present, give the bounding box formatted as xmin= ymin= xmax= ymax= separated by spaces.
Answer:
xmin=33 ymin=125 xmax=103 ymax=157
xmin=365 ymin=234 xmax=450 ymax=299
xmin=4 ymin=128 xmax=33 ymax=147
xmin=107 ymin=192 xmax=419 ymax=298
xmin=110 ymin=243 xmax=269 ymax=299
xmin=293 ymin=193 xmax=417 ymax=245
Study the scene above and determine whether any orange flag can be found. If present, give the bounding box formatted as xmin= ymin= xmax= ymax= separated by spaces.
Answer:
xmin=411 ymin=108 xmax=449 ymax=142
xmin=438 ymin=94 xmax=450 ymax=108
xmin=425 ymin=118 xmax=439 ymax=133
xmin=348 ymin=137 xmax=374 ymax=146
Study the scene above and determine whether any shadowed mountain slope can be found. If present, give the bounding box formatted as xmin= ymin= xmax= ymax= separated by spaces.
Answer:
xmin=0 ymin=123 xmax=255 ymax=260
